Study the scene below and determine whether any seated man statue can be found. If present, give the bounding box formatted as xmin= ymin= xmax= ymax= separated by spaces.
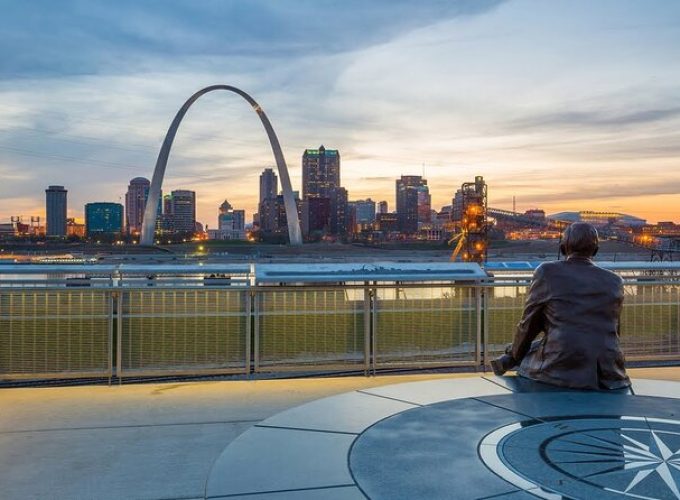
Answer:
xmin=491 ymin=222 xmax=631 ymax=390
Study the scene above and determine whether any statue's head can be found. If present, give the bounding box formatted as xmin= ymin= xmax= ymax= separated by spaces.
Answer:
xmin=560 ymin=222 xmax=599 ymax=258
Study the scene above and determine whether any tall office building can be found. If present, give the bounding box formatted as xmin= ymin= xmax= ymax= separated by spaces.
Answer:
xmin=452 ymin=189 xmax=464 ymax=222
xmin=347 ymin=199 xmax=376 ymax=235
xmin=261 ymin=192 xmax=301 ymax=236
xmin=165 ymin=190 xmax=196 ymax=233
xmin=329 ymin=187 xmax=348 ymax=236
xmin=377 ymin=201 xmax=388 ymax=214
xmin=258 ymin=168 xmax=278 ymax=229
xmin=233 ymin=210 xmax=245 ymax=231
xmin=85 ymin=202 xmax=124 ymax=237
xmin=302 ymin=197 xmax=331 ymax=236
xmin=396 ymin=175 xmax=430 ymax=234
xmin=259 ymin=168 xmax=278 ymax=203
xmin=302 ymin=146 xmax=340 ymax=199
xmin=417 ymin=184 xmax=432 ymax=224
xmin=45 ymin=185 xmax=67 ymax=237
xmin=259 ymin=197 xmax=276 ymax=232
xmin=125 ymin=177 xmax=150 ymax=235
xmin=301 ymin=146 xmax=344 ymax=237
xmin=350 ymin=199 xmax=376 ymax=224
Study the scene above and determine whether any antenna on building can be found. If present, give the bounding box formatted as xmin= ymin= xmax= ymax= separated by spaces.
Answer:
xmin=513 ymin=196 xmax=516 ymax=214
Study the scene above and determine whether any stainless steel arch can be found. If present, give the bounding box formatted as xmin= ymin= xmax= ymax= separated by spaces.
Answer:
xmin=140 ymin=85 xmax=302 ymax=246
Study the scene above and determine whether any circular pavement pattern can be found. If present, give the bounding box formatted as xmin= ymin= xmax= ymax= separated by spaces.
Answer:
xmin=205 ymin=376 xmax=680 ymax=500
xmin=479 ymin=416 xmax=680 ymax=500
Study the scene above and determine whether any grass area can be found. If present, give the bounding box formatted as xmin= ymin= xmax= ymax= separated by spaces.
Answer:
xmin=1 ymin=288 xmax=679 ymax=376
xmin=486 ymin=297 xmax=680 ymax=357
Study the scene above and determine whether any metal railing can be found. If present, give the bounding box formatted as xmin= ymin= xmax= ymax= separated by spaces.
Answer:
xmin=1 ymin=262 xmax=678 ymax=381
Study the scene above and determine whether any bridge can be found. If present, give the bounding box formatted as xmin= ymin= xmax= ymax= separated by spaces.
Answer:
xmin=488 ymin=208 xmax=680 ymax=260
xmin=488 ymin=207 xmax=568 ymax=229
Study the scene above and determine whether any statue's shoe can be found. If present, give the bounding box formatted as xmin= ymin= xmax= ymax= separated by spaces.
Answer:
xmin=490 ymin=354 xmax=515 ymax=376
xmin=490 ymin=358 xmax=506 ymax=376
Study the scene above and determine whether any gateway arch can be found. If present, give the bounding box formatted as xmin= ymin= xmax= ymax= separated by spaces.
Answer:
xmin=140 ymin=85 xmax=302 ymax=246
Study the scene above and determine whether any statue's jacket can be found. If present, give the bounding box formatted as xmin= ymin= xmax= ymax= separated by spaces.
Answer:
xmin=511 ymin=256 xmax=631 ymax=390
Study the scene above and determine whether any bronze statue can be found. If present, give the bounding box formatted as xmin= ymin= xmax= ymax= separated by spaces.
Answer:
xmin=491 ymin=222 xmax=631 ymax=390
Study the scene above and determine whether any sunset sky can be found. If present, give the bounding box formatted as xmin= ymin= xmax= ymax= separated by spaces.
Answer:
xmin=1 ymin=0 xmax=680 ymax=227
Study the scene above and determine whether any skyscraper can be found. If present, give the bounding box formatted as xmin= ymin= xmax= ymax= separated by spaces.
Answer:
xmin=301 ymin=146 xmax=345 ymax=237
xmin=261 ymin=193 xmax=301 ymax=237
xmin=85 ymin=202 xmax=124 ymax=237
xmin=125 ymin=177 xmax=150 ymax=235
xmin=166 ymin=190 xmax=196 ymax=233
xmin=377 ymin=201 xmax=388 ymax=214
xmin=350 ymin=199 xmax=377 ymax=224
xmin=302 ymin=197 xmax=331 ymax=236
xmin=396 ymin=175 xmax=430 ymax=234
xmin=258 ymin=168 xmax=278 ymax=229
xmin=233 ymin=210 xmax=245 ymax=232
xmin=329 ymin=187 xmax=348 ymax=236
xmin=417 ymin=184 xmax=432 ymax=224
xmin=45 ymin=185 xmax=67 ymax=237
xmin=259 ymin=168 xmax=278 ymax=204
xmin=302 ymin=146 xmax=340 ymax=199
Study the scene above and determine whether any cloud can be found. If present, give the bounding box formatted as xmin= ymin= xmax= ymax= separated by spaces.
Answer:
xmin=506 ymin=106 xmax=680 ymax=131
xmin=0 ymin=0 xmax=505 ymax=79
xmin=1 ymin=0 xmax=680 ymax=226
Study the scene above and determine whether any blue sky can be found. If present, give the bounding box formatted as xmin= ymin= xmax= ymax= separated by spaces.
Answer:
xmin=1 ymin=0 xmax=680 ymax=226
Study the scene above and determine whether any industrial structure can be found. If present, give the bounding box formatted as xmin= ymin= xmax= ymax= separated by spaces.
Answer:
xmin=450 ymin=176 xmax=488 ymax=263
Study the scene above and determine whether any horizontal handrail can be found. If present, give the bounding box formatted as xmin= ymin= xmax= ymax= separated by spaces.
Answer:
xmin=1 ymin=263 xmax=678 ymax=383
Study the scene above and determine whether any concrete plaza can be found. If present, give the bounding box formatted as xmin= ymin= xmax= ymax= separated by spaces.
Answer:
xmin=1 ymin=368 xmax=679 ymax=500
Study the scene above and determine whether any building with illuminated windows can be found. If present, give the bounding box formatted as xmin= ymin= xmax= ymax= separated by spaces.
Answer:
xmin=396 ymin=175 xmax=430 ymax=234
xmin=45 ymin=185 xmax=67 ymax=237
xmin=210 ymin=199 xmax=245 ymax=240
xmin=124 ymin=177 xmax=161 ymax=235
xmin=164 ymin=190 xmax=196 ymax=233
xmin=302 ymin=146 xmax=340 ymax=199
xmin=550 ymin=211 xmax=646 ymax=228
xmin=301 ymin=146 xmax=347 ymax=237
xmin=85 ymin=202 xmax=124 ymax=238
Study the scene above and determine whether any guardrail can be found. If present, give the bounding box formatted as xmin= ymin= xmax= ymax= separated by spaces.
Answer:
xmin=1 ymin=262 xmax=678 ymax=381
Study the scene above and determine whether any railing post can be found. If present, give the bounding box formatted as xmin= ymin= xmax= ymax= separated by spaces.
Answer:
xmin=107 ymin=291 xmax=114 ymax=384
xmin=253 ymin=290 xmax=260 ymax=373
xmin=116 ymin=290 xmax=123 ymax=382
xmin=483 ymin=287 xmax=490 ymax=370
xmin=475 ymin=285 xmax=482 ymax=368
xmin=371 ymin=283 xmax=378 ymax=375
xmin=245 ymin=289 xmax=252 ymax=375
xmin=363 ymin=283 xmax=371 ymax=376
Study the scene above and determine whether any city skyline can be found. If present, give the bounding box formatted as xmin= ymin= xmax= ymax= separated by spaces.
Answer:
xmin=7 ymin=152 xmax=676 ymax=231
xmin=2 ymin=1 xmax=680 ymax=225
